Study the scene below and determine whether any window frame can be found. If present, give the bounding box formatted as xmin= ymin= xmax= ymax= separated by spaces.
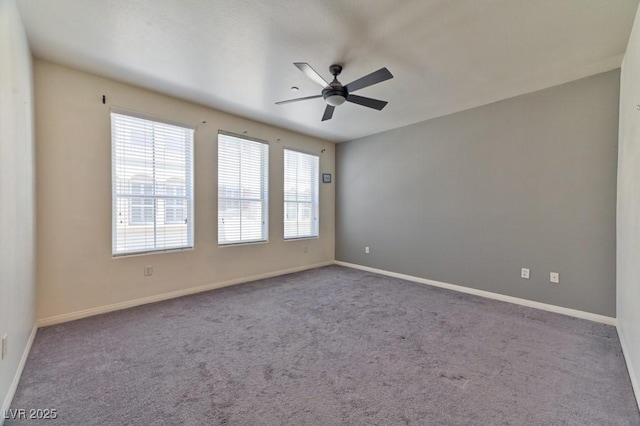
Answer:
xmin=217 ymin=131 xmax=269 ymax=246
xmin=283 ymin=148 xmax=320 ymax=240
xmin=111 ymin=110 xmax=195 ymax=257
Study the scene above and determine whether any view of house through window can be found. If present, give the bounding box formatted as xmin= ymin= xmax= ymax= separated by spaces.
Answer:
xmin=218 ymin=131 xmax=269 ymax=245
xmin=130 ymin=178 xmax=154 ymax=225
xmin=111 ymin=112 xmax=194 ymax=255
xmin=165 ymin=180 xmax=187 ymax=224
xmin=284 ymin=149 xmax=319 ymax=239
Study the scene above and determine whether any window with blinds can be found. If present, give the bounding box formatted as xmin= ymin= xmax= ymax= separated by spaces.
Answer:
xmin=111 ymin=112 xmax=194 ymax=256
xmin=284 ymin=149 xmax=319 ymax=239
xmin=218 ymin=132 xmax=269 ymax=245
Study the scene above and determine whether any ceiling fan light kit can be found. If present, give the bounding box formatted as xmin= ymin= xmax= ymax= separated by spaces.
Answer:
xmin=324 ymin=93 xmax=346 ymax=107
xmin=276 ymin=62 xmax=393 ymax=121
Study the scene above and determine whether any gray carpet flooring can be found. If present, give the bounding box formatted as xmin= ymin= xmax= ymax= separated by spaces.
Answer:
xmin=7 ymin=265 xmax=640 ymax=425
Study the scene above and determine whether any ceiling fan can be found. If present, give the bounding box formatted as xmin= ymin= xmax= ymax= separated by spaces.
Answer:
xmin=276 ymin=63 xmax=394 ymax=121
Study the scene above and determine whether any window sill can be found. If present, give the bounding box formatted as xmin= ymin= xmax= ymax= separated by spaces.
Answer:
xmin=112 ymin=247 xmax=194 ymax=258
xmin=284 ymin=236 xmax=319 ymax=241
xmin=218 ymin=240 xmax=269 ymax=248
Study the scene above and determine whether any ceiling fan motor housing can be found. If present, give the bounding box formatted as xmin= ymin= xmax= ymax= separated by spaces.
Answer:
xmin=322 ymin=85 xmax=347 ymax=106
xmin=323 ymin=64 xmax=347 ymax=106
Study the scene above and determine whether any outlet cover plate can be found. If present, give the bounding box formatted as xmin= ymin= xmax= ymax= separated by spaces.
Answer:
xmin=521 ymin=268 xmax=530 ymax=279
xmin=1 ymin=334 xmax=7 ymax=360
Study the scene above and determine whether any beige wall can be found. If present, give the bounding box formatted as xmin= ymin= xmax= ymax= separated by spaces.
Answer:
xmin=35 ymin=60 xmax=335 ymax=321
xmin=0 ymin=0 xmax=36 ymax=415
xmin=617 ymin=2 xmax=640 ymax=406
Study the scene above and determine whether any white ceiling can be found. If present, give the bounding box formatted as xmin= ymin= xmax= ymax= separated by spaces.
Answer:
xmin=16 ymin=0 xmax=639 ymax=142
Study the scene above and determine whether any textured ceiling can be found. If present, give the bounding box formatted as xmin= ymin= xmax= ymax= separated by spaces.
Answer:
xmin=16 ymin=0 xmax=639 ymax=142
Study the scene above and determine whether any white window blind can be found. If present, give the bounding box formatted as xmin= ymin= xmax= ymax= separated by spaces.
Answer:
xmin=218 ymin=132 xmax=268 ymax=245
xmin=111 ymin=112 xmax=194 ymax=256
xmin=284 ymin=149 xmax=319 ymax=239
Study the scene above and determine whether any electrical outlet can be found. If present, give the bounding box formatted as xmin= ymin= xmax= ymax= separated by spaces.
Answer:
xmin=144 ymin=265 xmax=153 ymax=276
xmin=521 ymin=268 xmax=530 ymax=279
xmin=550 ymin=272 xmax=560 ymax=284
xmin=365 ymin=246 xmax=370 ymax=254
xmin=2 ymin=334 xmax=7 ymax=360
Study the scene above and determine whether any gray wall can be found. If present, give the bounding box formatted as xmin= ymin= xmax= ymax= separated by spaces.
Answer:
xmin=336 ymin=70 xmax=619 ymax=317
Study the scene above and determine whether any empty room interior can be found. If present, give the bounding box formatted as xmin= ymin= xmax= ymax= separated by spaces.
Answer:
xmin=2 ymin=0 xmax=640 ymax=424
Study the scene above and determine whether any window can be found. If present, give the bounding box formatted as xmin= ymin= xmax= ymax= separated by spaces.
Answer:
xmin=284 ymin=149 xmax=319 ymax=239
xmin=218 ymin=131 xmax=268 ymax=245
xmin=111 ymin=112 xmax=194 ymax=256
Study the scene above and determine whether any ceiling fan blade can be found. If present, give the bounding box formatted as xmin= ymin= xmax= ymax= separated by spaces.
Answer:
xmin=347 ymin=94 xmax=388 ymax=110
xmin=275 ymin=94 xmax=323 ymax=105
xmin=344 ymin=67 xmax=393 ymax=93
xmin=294 ymin=62 xmax=329 ymax=88
xmin=322 ymin=105 xmax=335 ymax=121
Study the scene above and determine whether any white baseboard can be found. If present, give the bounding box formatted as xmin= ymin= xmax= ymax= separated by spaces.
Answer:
xmin=617 ymin=323 xmax=640 ymax=411
xmin=1 ymin=323 xmax=37 ymax=426
xmin=334 ymin=261 xmax=616 ymax=326
xmin=38 ymin=261 xmax=334 ymax=327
